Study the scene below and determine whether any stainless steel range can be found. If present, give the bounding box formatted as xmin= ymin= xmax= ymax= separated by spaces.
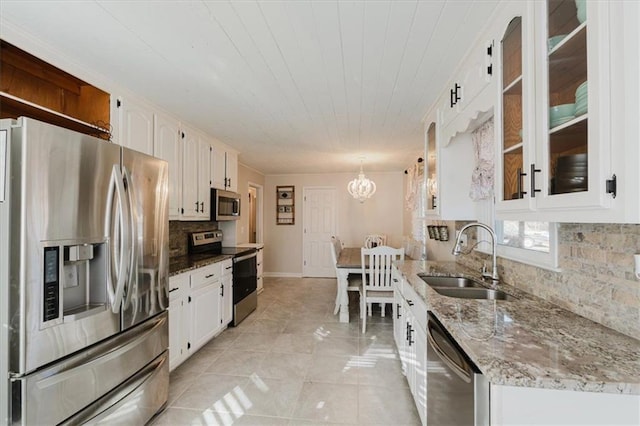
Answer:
xmin=189 ymin=230 xmax=258 ymax=326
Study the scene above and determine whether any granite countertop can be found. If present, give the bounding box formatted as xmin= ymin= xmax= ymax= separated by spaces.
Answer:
xmin=169 ymin=253 xmax=234 ymax=277
xmin=394 ymin=260 xmax=640 ymax=395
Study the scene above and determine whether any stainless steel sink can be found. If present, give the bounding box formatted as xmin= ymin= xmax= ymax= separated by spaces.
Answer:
xmin=419 ymin=275 xmax=516 ymax=301
xmin=419 ymin=275 xmax=484 ymax=288
xmin=430 ymin=287 xmax=516 ymax=301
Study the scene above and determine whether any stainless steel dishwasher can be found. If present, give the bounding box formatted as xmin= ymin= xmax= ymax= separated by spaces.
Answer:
xmin=427 ymin=312 xmax=489 ymax=425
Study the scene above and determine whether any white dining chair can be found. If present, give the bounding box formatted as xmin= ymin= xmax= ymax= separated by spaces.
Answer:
xmin=364 ymin=234 xmax=387 ymax=248
xmin=360 ymin=245 xmax=404 ymax=333
xmin=330 ymin=236 xmax=362 ymax=314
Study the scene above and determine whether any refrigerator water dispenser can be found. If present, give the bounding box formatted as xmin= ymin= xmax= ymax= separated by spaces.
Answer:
xmin=61 ymin=242 xmax=108 ymax=322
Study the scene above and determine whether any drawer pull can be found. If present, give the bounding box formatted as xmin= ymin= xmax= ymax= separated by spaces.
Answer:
xmin=205 ymin=273 xmax=215 ymax=278
xmin=168 ymin=288 xmax=179 ymax=293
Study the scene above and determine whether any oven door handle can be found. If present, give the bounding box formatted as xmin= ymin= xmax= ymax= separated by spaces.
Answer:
xmin=233 ymin=252 xmax=257 ymax=263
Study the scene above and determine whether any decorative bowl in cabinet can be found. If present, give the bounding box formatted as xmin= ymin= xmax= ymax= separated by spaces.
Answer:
xmin=575 ymin=0 xmax=587 ymax=24
xmin=549 ymin=103 xmax=576 ymax=128
xmin=548 ymin=34 xmax=567 ymax=52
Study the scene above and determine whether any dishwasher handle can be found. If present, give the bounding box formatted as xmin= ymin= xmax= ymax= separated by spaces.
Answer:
xmin=427 ymin=319 xmax=473 ymax=384
xmin=233 ymin=252 xmax=257 ymax=263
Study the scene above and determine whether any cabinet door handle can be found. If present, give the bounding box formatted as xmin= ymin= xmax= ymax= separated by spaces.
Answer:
xmin=450 ymin=88 xmax=455 ymax=108
xmin=516 ymin=167 xmax=527 ymax=199
xmin=396 ymin=304 xmax=401 ymax=319
xmin=221 ymin=284 xmax=224 ymax=297
xmin=408 ymin=326 xmax=414 ymax=346
xmin=195 ymin=201 xmax=200 ymax=212
xmin=407 ymin=299 xmax=414 ymax=306
xmin=200 ymin=201 xmax=204 ymax=212
xmin=530 ymin=163 xmax=541 ymax=197
xmin=453 ymin=83 xmax=461 ymax=105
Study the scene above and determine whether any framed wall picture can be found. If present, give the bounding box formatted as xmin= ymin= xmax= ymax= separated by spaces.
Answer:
xmin=276 ymin=186 xmax=295 ymax=225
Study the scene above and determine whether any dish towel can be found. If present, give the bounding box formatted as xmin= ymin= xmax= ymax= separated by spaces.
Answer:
xmin=469 ymin=117 xmax=495 ymax=201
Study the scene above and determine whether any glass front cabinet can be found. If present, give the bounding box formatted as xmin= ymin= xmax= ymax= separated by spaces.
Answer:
xmin=495 ymin=0 xmax=618 ymax=221
xmin=425 ymin=120 xmax=438 ymax=216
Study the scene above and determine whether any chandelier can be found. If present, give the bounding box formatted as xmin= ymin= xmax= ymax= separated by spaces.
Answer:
xmin=347 ymin=160 xmax=377 ymax=203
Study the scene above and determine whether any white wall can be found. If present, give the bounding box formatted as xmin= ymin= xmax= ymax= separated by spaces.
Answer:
xmin=264 ymin=172 xmax=404 ymax=276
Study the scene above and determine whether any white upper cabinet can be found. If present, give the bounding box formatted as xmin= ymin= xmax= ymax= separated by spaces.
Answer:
xmin=114 ymin=96 xmax=154 ymax=155
xmin=153 ymin=112 xmax=182 ymax=220
xmin=181 ymin=124 xmax=211 ymax=220
xmin=495 ymin=0 xmax=638 ymax=222
xmin=423 ymin=106 xmax=476 ymax=221
xmin=439 ymin=32 xmax=496 ymax=146
xmin=211 ymin=142 xmax=239 ymax=193
xmin=197 ymin=136 xmax=212 ymax=218
xmin=495 ymin=1 xmax=536 ymax=214
xmin=424 ymin=115 xmax=438 ymax=217
xmin=225 ymin=151 xmax=238 ymax=192
xmin=211 ymin=144 xmax=226 ymax=191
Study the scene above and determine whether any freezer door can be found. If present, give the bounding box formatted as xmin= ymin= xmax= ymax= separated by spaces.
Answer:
xmin=10 ymin=312 xmax=167 ymax=425
xmin=121 ymin=148 xmax=169 ymax=330
xmin=7 ymin=118 xmax=121 ymax=374
xmin=61 ymin=352 xmax=168 ymax=426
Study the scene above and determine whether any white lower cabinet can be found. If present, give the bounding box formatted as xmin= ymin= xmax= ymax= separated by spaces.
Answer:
xmin=168 ymin=272 xmax=189 ymax=371
xmin=169 ymin=261 xmax=232 ymax=371
xmin=393 ymin=268 xmax=427 ymax=425
xmin=221 ymin=259 xmax=233 ymax=327
xmin=256 ymin=247 xmax=264 ymax=294
xmin=189 ymin=277 xmax=222 ymax=353
xmin=490 ymin=384 xmax=640 ymax=426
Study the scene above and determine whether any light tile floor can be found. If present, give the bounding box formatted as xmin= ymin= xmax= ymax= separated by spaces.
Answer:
xmin=153 ymin=277 xmax=420 ymax=425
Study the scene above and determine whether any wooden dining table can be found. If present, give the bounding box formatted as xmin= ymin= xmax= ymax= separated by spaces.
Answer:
xmin=334 ymin=247 xmax=366 ymax=323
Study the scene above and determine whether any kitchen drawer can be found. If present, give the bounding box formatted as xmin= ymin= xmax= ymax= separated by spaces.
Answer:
xmin=190 ymin=263 xmax=221 ymax=289
xmin=403 ymin=282 xmax=427 ymax=331
xmin=221 ymin=259 xmax=233 ymax=277
xmin=169 ymin=272 xmax=189 ymax=294
xmin=392 ymin=266 xmax=404 ymax=293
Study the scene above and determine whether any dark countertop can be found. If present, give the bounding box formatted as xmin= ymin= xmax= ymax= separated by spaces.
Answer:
xmin=169 ymin=253 xmax=234 ymax=277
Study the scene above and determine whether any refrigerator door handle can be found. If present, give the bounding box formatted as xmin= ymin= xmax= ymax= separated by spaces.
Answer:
xmin=121 ymin=166 xmax=137 ymax=312
xmin=105 ymin=165 xmax=130 ymax=313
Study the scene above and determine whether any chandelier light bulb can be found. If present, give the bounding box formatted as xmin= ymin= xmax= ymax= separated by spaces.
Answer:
xmin=347 ymin=162 xmax=377 ymax=202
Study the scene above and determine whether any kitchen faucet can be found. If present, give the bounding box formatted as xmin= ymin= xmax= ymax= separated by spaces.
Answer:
xmin=452 ymin=222 xmax=499 ymax=282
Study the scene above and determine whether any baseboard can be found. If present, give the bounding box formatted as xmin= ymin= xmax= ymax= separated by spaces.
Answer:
xmin=263 ymin=272 xmax=303 ymax=278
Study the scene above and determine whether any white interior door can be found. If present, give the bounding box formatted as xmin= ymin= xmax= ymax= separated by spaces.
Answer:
xmin=302 ymin=187 xmax=336 ymax=277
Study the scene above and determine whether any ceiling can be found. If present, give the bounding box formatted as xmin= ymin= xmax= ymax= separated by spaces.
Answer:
xmin=0 ymin=0 xmax=499 ymax=174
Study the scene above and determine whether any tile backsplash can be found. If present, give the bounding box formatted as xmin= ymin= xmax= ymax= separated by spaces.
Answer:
xmin=455 ymin=222 xmax=640 ymax=340
xmin=169 ymin=221 xmax=218 ymax=257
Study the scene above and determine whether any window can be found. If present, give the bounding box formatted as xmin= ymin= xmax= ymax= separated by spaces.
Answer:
xmin=473 ymin=198 xmax=559 ymax=271
xmin=496 ymin=220 xmax=559 ymax=270
xmin=499 ymin=221 xmax=549 ymax=252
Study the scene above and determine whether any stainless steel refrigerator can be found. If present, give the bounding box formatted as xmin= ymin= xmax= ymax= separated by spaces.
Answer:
xmin=0 ymin=117 xmax=169 ymax=425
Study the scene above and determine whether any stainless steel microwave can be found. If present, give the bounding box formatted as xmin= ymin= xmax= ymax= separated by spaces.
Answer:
xmin=211 ymin=189 xmax=241 ymax=221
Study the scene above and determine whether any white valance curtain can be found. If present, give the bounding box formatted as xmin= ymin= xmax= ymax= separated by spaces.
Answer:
xmin=469 ymin=117 xmax=495 ymax=201
xmin=405 ymin=161 xmax=424 ymax=211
